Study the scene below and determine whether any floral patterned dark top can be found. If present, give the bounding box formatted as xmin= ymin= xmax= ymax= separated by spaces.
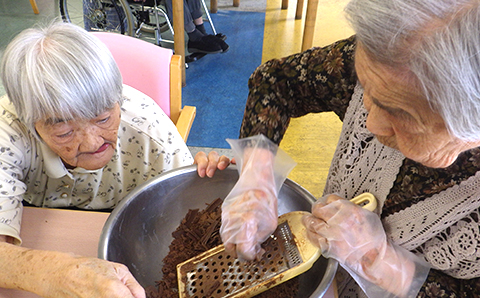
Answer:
xmin=240 ymin=35 xmax=480 ymax=297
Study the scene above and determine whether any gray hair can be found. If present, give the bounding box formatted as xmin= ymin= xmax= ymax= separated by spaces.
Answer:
xmin=345 ymin=0 xmax=480 ymax=141
xmin=0 ymin=21 xmax=123 ymax=136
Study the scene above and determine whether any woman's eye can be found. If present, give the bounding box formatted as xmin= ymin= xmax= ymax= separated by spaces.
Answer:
xmin=98 ymin=116 xmax=110 ymax=124
xmin=57 ymin=130 xmax=73 ymax=138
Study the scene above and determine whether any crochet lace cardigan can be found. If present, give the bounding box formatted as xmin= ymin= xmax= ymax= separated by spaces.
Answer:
xmin=240 ymin=35 xmax=480 ymax=296
xmin=326 ymin=84 xmax=480 ymax=279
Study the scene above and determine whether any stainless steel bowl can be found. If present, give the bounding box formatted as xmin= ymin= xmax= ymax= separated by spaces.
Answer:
xmin=98 ymin=165 xmax=337 ymax=297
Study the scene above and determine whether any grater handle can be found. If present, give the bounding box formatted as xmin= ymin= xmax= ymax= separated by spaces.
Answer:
xmin=349 ymin=193 xmax=377 ymax=211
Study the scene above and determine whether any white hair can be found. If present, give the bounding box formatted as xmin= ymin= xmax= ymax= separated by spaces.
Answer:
xmin=345 ymin=0 xmax=480 ymax=141
xmin=0 ymin=21 xmax=123 ymax=136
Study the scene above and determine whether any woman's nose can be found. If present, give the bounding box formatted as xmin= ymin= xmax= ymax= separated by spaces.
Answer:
xmin=78 ymin=126 xmax=104 ymax=152
xmin=363 ymin=94 xmax=372 ymax=112
xmin=365 ymin=105 xmax=395 ymax=137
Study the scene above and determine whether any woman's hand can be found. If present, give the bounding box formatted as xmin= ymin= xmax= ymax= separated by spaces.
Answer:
xmin=0 ymin=242 xmax=145 ymax=298
xmin=220 ymin=147 xmax=279 ymax=261
xmin=37 ymin=255 xmax=146 ymax=298
xmin=304 ymin=194 xmax=384 ymax=261
xmin=303 ymin=194 xmax=429 ymax=298
xmin=194 ymin=151 xmax=232 ymax=178
xmin=220 ymin=188 xmax=278 ymax=261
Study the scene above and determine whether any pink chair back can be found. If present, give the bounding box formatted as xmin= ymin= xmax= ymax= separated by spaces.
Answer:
xmin=91 ymin=32 xmax=172 ymax=116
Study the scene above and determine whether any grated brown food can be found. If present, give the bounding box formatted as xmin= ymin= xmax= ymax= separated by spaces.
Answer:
xmin=145 ymin=198 xmax=299 ymax=298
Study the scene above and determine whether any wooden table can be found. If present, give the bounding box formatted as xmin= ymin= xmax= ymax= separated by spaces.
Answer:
xmin=0 ymin=207 xmax=109 ymax=298
xmin=0 ymin=207 xmax=336 ymax=298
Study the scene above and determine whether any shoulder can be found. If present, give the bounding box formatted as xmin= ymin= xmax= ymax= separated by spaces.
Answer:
xmin=0 ymin=95 xmax=32 ymax=146
xmin=0 ymin=95 xmax=20 ymax=125
xmin=121 ymin=84 xmax=165 ymax=114
xmin=0 ymin=95 xmax=37 ymax=177
xmin=119 ymin=84 xmax=187 ymax=148
xmin=120 ymin=84 xmax=172 ymax=127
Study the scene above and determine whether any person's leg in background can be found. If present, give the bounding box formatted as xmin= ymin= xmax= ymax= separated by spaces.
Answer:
xmin=165 ymin=0 xmax=228 ymax=53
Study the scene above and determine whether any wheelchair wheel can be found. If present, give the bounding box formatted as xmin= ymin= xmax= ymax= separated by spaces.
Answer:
xmin=60 ymin=0 xmax=135 ymax=36
xmin=128 ymin=3 xmax=171 ymax=34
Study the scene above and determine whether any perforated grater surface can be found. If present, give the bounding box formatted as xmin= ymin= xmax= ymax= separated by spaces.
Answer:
xmin=177 ymin=220 xmax=302 ymax=298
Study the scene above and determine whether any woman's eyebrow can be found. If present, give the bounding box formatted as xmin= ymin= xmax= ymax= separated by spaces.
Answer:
xmin=371 ymin=96 xmax=409 ymax=117
xmin=44 ymin=117 xmax=68 ymax=126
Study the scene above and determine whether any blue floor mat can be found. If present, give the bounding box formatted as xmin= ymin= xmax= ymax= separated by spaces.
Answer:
xmin=183 ymin=10 xmax=264 ymax=148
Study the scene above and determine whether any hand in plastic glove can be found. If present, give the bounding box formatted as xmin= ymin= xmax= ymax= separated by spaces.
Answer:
xmin=0 ymin=242 xmax=145 ymax=298
xmin=303 ymin=194 xmax=430 ymax=298
xmin=220 ymin=135 xmax=296 ymax=261
xmin=221 ymin=147 xmax=278 ymax=261
xmin=221 ymin=189 xmax=278 ymax=261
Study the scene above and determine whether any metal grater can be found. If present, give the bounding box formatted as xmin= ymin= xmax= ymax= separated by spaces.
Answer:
xmin=178 ymin=221 xmax=303 ymax=298
xmin=178 ymin=194 xmax=377 ymax=298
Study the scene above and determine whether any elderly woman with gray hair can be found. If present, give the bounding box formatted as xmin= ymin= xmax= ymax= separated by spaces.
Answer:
xmin=0 ymin=22 xmax=228 ymax=297
xmin=223 ymin=0 xmax=480 ymax=297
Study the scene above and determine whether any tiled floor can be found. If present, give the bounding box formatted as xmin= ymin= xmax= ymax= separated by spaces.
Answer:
xmin=0 ymin=0 xmax=354 ymax=198
xmin=0 ymin=0 xmax=58 ymax=96
xmin=0 ymin=0 xmax=59 ymax=43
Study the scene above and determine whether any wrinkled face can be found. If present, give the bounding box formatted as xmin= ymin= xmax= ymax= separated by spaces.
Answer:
xmin=355 ymin=44 xmax=480 ymax=168
xmin=35 ymin=103 xmax=121 ymax=170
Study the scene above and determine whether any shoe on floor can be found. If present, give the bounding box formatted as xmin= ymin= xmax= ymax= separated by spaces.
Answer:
xmin=213 ymin=35 xmax=230 ymax=53
xmin=206 ymin=34 xmax=229 ymax=53
xmin=201 ymin=34 xmax=230 ymax=53
xmin=188 ymin=35 xmax=222 ymax=54
xmin=216 ymin=33 xmax=227 ymax=41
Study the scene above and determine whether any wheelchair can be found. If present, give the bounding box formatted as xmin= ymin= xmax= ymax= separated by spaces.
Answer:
xmin=59 ymin=0 xmax=217 ymax=47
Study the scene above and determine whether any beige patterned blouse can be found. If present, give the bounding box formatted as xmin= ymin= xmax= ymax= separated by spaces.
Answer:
xmin=0 ymin=85 xmax=193 ymax=244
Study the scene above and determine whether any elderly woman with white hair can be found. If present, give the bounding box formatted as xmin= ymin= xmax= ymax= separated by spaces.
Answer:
xmin=219 ymin=0 xmax=480 ymax=297
xmin=0 ymin=22 xmax=228 ymax=298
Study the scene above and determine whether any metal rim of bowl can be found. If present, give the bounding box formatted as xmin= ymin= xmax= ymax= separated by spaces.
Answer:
xmin=98 ymin=164 xmax=338 ymax=298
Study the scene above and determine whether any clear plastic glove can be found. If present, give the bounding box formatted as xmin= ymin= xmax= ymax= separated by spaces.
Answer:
xmin=220 ymin=135 xmax=296 ymax=261
xmin=303 ymin=194 xmax=430 ymax=298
